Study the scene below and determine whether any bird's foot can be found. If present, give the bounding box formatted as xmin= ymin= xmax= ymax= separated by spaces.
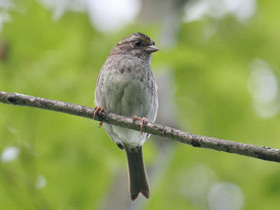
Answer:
xmin=93 ymin=106 xmax=105 ymax=128
xmin=132 ymin=116 xmax=147 ymax=135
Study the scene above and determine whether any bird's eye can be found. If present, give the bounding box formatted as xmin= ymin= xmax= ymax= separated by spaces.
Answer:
xmin=135 ymin=40 xmax=142 ymax=47
xmin=152 ymin=41 xmax=155 ymax=45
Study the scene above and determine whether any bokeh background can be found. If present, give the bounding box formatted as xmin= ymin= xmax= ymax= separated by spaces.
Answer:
xmin=1 ymin=0 xmax=280 ymax=209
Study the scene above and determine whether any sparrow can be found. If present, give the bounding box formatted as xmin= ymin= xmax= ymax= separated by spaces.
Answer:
xmin=94 ymin=32 xmax=159 ymax=200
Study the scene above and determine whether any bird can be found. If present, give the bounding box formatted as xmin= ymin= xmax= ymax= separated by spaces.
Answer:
xmin=94 ymin=32 xmax=159 ymax=200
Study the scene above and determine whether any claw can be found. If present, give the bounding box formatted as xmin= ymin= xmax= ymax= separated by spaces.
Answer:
xmin=98 ymin=121 xmax=103 ymax=128
xmin=94 ymin=106 xmax=105 ymax=118
xmin=93 ymin=106 xmax=105 ymax=128
xmin=132 ymin=116 xmax=147 ymax=135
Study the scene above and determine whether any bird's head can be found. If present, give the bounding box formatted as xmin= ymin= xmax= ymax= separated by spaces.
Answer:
xmin=109 ymin=32 xmax=159 ymax=62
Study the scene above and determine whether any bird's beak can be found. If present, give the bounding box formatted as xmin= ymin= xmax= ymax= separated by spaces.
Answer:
xmin=145 ymin=45 xmax=159 ymax=54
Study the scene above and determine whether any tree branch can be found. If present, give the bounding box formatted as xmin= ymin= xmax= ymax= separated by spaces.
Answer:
xmin=0 ymin=91 xmax=279 ymax=163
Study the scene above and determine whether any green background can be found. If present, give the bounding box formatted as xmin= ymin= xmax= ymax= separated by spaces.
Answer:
xmin=0 ymin=1 xmax=280 ymax=209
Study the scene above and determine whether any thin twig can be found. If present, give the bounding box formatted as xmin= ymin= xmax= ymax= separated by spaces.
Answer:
xmin=0 ymin=91 xmax=280 ymax=163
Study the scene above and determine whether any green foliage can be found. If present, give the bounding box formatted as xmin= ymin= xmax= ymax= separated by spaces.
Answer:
xmin=1 ymin=1 xmax=280 ymax=209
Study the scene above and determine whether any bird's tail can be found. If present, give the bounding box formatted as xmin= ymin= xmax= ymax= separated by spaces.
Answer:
xmin=125 ymin=146 xmax=149 ymax=200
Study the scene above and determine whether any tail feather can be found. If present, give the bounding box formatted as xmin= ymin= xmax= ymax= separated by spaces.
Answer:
xmin=125 ymin=146 xmax=149 ymax=200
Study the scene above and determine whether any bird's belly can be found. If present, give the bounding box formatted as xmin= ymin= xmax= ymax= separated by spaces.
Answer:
xmin=94 ymin=56 xmax=158 ymax=147
xmin=102 ymin=72 xmax=153 ymax=120
xmin=101 ymin=75 xmax=152 ymax=147
xmin=103 ymin=123 xmax=148 ymax=147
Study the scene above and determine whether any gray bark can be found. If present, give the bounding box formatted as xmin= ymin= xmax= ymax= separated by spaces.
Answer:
xmin=1 ymin=91 xmax=280 ymax=163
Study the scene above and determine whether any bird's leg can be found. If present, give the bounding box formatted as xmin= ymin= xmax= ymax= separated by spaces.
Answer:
xmin=132 ymin=116 xmax=147 ymax=135
xmin=93 ymin=106 xmax=105 ymax=128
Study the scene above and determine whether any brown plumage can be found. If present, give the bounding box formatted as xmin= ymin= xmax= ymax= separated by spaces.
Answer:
xmin=95 ymin=32 xmax=159 ymax=200
xmin=125 ymin=147 xmax=149 ymax=200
